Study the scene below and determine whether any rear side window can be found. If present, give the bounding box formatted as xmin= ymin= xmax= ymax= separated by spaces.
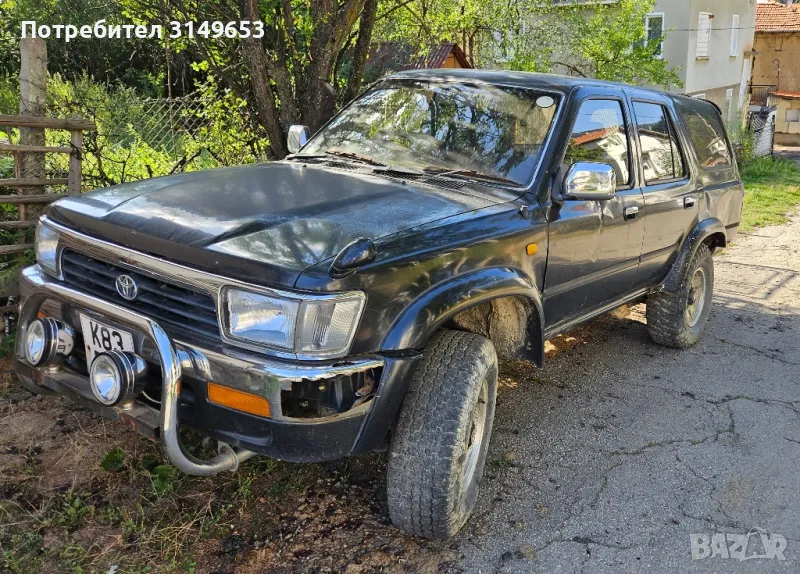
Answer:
xmin=632 ymin=101 xmax=685 ymax=183
xmin=674 ymin=97 xmax=733 ymax=168
xmin=565 ymin=99 xmax=630 ymax=186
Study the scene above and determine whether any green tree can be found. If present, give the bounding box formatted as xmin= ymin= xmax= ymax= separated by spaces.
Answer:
xmin=488 ymin=0 xmax=681 ymax=89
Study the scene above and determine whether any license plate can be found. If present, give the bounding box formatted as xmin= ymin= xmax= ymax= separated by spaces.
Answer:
xmin=79 ymin=314 xmax=135 ymax=366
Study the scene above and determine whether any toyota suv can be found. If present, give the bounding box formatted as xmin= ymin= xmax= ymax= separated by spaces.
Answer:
xmin=14 ymin=70 xmax=743 ymax=539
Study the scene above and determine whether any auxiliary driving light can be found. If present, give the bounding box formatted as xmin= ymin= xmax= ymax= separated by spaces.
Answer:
xmin=24 ymin=317 xmax=74 ymax=367
xmin=89 ymin=351 xmax=148 ymax=406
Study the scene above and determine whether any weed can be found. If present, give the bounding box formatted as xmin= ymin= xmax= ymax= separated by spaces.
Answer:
xmin=149 ymin=464 xmax=178 ymax=497
xmin=1 ymin=532 xmax=44 ymax=573
xmin=55 ymin=490 xmax=95 ymax=528
xmin=235 ymin=473 xmax=255 ymax=503
xmin=100 ymin=447 xmax=127 ymax=472
xmin=490 ymin=457 xmax=514 ymax=469
xmin=0 ymin=331 xmax=16 ymax=359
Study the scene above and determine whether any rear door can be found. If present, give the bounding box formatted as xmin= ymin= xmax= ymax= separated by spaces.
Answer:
xmin=543 ymin=90 xmax=645 ymax=329
xmin=627 ymin=94 xmax=699 ymax=287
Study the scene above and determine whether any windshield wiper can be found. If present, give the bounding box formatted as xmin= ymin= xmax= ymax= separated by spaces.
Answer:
xmin=292 ymin=150 xmax=388 ymax=167
xmin=421 ymin=167 xmax=521 ymax=187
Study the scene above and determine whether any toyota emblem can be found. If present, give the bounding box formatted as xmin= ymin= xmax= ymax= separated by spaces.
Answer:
xmin=115 ymin=274 xmax=139 ymax=301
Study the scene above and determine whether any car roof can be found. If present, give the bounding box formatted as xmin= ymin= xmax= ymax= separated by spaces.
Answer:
xmin=385 ymin=68 xmax=672 ymax=99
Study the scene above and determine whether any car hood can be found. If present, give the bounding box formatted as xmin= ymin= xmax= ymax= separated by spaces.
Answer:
xmin=48 ymin=162 xmax=507 ymax=287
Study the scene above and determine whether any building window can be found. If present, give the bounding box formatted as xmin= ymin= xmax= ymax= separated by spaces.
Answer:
xmin=787 ymin=109 xmax=800 ymax=123
xmin=730 ymin=14 xmax=739 ymax=57
xmin=645 ymin=13 xmax=664 ymax=58
xmin=696 ymin=12 xmax=712 ymax=58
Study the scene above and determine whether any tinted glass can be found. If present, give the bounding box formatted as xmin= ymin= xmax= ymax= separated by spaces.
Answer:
xmin=564 ymin=99 xmax=630 ymax=186
xmin=300 ymin=80 xmax=560 ymax=186
xmin=674 ymin=97 xmax=732 ymax=168
xmin=633 ymin=101 xmax=685 ymax=183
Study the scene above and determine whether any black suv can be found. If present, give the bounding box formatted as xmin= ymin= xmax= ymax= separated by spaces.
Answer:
xmin=14 ymin=70 xmax=743 ymax=539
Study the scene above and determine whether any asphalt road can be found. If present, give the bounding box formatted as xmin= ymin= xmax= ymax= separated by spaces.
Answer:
xmin=446 ymin=212 xmax=800 ymax=572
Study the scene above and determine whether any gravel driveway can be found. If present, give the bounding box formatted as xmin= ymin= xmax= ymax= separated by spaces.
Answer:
xmin=449 ymin=212 xmax=800 ymax=572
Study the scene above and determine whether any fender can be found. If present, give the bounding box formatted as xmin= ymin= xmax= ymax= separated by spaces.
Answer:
xmin=381 ymin=267 xmax=546 ymax=365
xmin=662 ymin=218 xmax=727 ymax=293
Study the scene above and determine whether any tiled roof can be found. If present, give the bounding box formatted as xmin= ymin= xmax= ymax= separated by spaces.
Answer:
xmin=756 ymin=0 xmax=800 ymax=32
xmin=363 ymin=42 xmax=472 ymax=82
xmin=571 ymin=126 xmax=619 ymax=146
xmin=403 ymin=43 xmax=472 ymax=70
xmin=773 ymin=90 xmax=800 ymax=99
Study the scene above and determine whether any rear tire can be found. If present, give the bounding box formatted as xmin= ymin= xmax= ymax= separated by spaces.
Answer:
xmin=647 ymin=243 xmax=714 ymax=348
xmin=387 ymin=330 xmax=498 ymax=539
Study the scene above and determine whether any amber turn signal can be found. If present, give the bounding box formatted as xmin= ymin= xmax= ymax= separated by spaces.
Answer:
xmin=526 ymin=243 xmax=537 ymax=256
xmin=207 ymin=382 xmax=271 ymax=418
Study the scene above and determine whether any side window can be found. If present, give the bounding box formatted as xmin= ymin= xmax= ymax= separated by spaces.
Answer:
xmin=632 ymin=101 xmax=686 ymax=184
xmin=675 ymin=97 xmax=733 ymax=168
xmin=565 ymin=99 xmax=630 ymax=186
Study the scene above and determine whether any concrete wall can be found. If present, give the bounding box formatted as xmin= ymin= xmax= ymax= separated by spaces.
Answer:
xmin=774 ymin=97 xmax=800 ymax=143
xmin=752 ymin=33 xmax=800 ymax=93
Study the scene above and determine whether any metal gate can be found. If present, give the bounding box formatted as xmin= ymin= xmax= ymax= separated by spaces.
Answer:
xmin=748 ymin=109 xmax=776 ymax=158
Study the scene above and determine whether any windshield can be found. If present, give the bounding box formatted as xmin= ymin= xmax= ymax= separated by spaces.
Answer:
xmin=299 ymin=80 xmax=560 ymax=187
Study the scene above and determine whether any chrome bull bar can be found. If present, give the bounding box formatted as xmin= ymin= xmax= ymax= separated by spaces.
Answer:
xmin=16 ymin=265 xmax=255 ymax=476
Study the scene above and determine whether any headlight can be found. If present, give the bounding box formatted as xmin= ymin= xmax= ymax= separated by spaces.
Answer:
xmin=224 ymin=289 xmax=300 ymax=350
xmin=222 ymin=288 xmax=365 ymax=358
xmin=35 ymin=220 xmax=60 ymax=277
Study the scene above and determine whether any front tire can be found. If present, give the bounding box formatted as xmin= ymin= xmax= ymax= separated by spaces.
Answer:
xmin=387 ymin=330 xmax=498 ymax=539
xmin=647 ymin=243 xmax=714 ymax=348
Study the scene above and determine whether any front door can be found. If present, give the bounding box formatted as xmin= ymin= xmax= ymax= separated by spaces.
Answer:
xmin=544 ymin=95 xmax=645 ymax=331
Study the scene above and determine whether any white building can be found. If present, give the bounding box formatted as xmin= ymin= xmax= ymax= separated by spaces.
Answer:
xmin=646 ymin=0 xmax=757 ymax=120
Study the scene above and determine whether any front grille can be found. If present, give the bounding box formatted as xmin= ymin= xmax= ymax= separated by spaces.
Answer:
xmin=61 ymin=249 xmax=220 ymax=341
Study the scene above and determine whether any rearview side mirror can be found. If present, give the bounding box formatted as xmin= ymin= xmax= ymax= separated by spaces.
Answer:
xmin=287 ymin=125 xmax=310 ymax=154
xmin=563 ymin=162 xmax=616 ymax=201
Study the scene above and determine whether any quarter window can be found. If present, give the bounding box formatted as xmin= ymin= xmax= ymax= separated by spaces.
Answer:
xmin=633 ymin=102 xmax=685 ymax=183
xmin=565 ymin=99 xmax=630 ymax=186
xmin=674 ymin=97 xmax=733 ymax=168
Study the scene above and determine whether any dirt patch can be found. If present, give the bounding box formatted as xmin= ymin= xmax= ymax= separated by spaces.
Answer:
xmin=0 ymin=355 xmax=468 ymax=573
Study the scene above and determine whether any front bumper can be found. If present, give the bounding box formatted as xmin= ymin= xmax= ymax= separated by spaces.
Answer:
xmin=15 ymin=265 xmax=419 ymax=472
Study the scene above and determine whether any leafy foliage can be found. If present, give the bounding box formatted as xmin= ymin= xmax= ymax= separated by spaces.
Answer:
xmin=0 ymin=0 xmax=180 ymax=94
xmin=44 ymin=74 xmax=268 ymax=188
xmin=100 ymin=447 xmax=127 ymax=472
xmin=487 ymin=0 xmax=681 ymax=89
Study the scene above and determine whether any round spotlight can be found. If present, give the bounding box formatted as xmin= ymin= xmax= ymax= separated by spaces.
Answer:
xmin=24 ymin=317 xmax=74 ymax=367
xmin=25 ymin=319 xmax=47 ymax=365
xmin=90 ymin=351 xmax=147 ymax=406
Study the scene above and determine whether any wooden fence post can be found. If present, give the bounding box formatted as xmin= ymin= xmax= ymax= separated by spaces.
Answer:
xmin=68 ymin=129 xmax=83 ymax=196
xmin=18 ymin=38 xmax=48 ymax=231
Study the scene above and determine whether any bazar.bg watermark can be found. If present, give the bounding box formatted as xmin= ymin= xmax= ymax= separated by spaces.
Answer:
xmin=690 ymin=528 xmax=787 ymax=561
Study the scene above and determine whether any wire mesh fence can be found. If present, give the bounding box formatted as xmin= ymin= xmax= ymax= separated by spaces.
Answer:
xmin=1 ymin=80 xmax=270 ymax=292
xmin=45 ymin=79 xmax=270 ymax=189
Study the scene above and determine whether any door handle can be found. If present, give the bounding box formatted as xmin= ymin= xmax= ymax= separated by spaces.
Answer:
xmin=684 ymin=196 xmax=696 ymax=209
xmin=624 ymin=206 xmax=639 ymax=221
